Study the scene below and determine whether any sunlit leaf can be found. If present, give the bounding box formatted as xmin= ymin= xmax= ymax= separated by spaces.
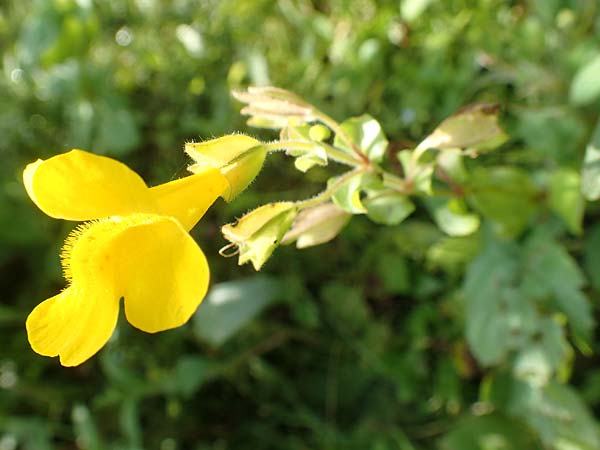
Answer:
xmin=570 ymin=54 xmax=600 ymax=106
xmin=330 ymin=173 xmax=368 ymax=214
xmin=440 ymin=413 xmax=542 ymax=450
xmin=194 ymin=276 xmax=282 ymax=346
xmin=581 ymin=118 xmax=600 ymax=201
xmin=508 ymin=381 xmax=600 ymax=450
xmin=364 ymin=192 xmax=415 ymax=225
xmin=334 ymin=114 xmax=388 ymax=163
xmin=417 ymin=103 xmax=508 ymax=153
xmin=547 ymin=168 xmax=584 ymax=235
xmin=428 ymin=198 xmax=480 ymax=237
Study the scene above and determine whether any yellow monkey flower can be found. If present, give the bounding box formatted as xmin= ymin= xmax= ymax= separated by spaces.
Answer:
xmin=23 ymin=149 xmax=228 ymax=367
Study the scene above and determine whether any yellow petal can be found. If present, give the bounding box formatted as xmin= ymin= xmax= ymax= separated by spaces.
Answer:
xmin=26 ymin=286 xmax=120 ymax=367
xmin=23 ymin=149 xmax=154 ymax=221
xmin=110 ymin=215 xmax=210 ymax=333
xmin=149 ymin=168 xmax=227 ymax=230
xmin=27 ymin=215 xmax=139 ymax=366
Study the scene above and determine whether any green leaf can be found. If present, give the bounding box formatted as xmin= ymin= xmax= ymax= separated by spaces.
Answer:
xmin=428 ymin=198 xmax=480 ymax=237
xmin=469 ymin=167 xmax=537 ymax=237
xmin=330 ymin=173 xmax=368 ymax=214
xmin=401 ymin=0 xmax=434 ymax=23
xmin=583 ymin=223 xmax=600 ymax=292
xmin=417 ymin=103 xmax=508 ymax=153
xmin=547 ymin=168 xmax=584 ymax=234
xmin=294 ymin=148 xmax=328 ymax=172
xmin=581 ymin=118 xmax=600 ymax=201
xmin=193 ymin=276 xmax=282 ymax=346
xmin=439 ymin=413 xmax=542 ymax=450
xmin=281 ymin=123 xmax=328 ymax=172
xmin=522 ymin=232 xmax=593 ymax=345
xmin=464 ymin=237 xmax=536 ymax=366
xmin=570 ymin=54 xmax=600 ymax=105
xmin=508 ymin=381 xmax=600 ymax=450
xmin=334 ymin=114 xmax=388 ymax=163
xmin=513 ymin=317 xmax=570 ymax=386
xmin=465 ymin=231 xmax=583 ymax=376
xmin=364 ymin=192 xmax=415 ymax=225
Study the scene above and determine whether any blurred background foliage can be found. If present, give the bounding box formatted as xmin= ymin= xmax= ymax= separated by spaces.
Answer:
xmin=2 ymin=0 xmax=600 ymax=449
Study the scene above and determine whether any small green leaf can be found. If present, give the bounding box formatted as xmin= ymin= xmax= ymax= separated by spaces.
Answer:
xmin=581 ymin=118 xmax=600 ymax=201
xmin=334 ymin=114 xmax=388 ymax=163
xmin=330 ymin=173 xmax=367 ymax=214
xmin=513 ymin=317 xmax=570 ymax=386
xmin=281 ymin=123 xmax=328 ymax=172
xmin=398 ymin=149 xmax=434 ymax=195
xmin=364 ymin=192 xmax=415 ymax=225
xmin=401 ymin=0 xmax=434 ymax=23
xmin=570 ymin=54 xmax=600 ymax=105
xmin=508 ymin=381 xmax=600 ymax=449
xmin=428 ymin=198 xmax=480 ymax=237
xmin=439 ymin=413 xmax=543 ymax=450
xmin=547 ymin=168 xmax=584 ymax=234
xmin=194 ymin=276 xmax=282 ymax=346
xmin=417 ymin=103 xmax=508 ymax=153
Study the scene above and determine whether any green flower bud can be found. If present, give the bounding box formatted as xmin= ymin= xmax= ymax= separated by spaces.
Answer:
xmin=221 ymin=202 xmax=298 ymax=270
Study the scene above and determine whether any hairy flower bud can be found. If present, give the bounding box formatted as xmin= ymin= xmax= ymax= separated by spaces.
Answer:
xmin=221 ymin=202 xmax=298 ymax=270
xmin=186 ymin=134 xmax=266 ymax=202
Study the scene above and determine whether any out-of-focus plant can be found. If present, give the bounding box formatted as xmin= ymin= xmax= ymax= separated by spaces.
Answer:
xmin=198 ymin=85 xmax=599 ymax=450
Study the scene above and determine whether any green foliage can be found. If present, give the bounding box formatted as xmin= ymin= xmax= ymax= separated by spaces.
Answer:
xmin=4 ymin=1 xmax=600 ymax=449
xmin=193 ymin=276 xmax=282 ymax=346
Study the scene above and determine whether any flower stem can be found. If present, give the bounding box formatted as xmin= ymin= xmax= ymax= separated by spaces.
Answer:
xmin=260 ymin=140 xmax=362 ymax=167
xmin=295 ymin=168 xmax=365 ymax=210
xmin=313 ymin=111 xmax=370 ymax=165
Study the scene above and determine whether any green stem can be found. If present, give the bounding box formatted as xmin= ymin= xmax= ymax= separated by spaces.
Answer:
xmin=261 ymin=140 xmax=362 ymax=167
xmin=313 ymin=111 xmax=370 ymax=164
xmin=294 ymin=168 xmax=365 ymax=210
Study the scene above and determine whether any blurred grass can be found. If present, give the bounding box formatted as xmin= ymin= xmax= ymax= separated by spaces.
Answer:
xmin=2 ymin=0 xmax=600 ymax=449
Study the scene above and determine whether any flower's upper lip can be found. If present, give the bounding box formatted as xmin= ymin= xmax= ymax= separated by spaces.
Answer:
xmin=23 ymin=148 xmax=228 ymax=231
